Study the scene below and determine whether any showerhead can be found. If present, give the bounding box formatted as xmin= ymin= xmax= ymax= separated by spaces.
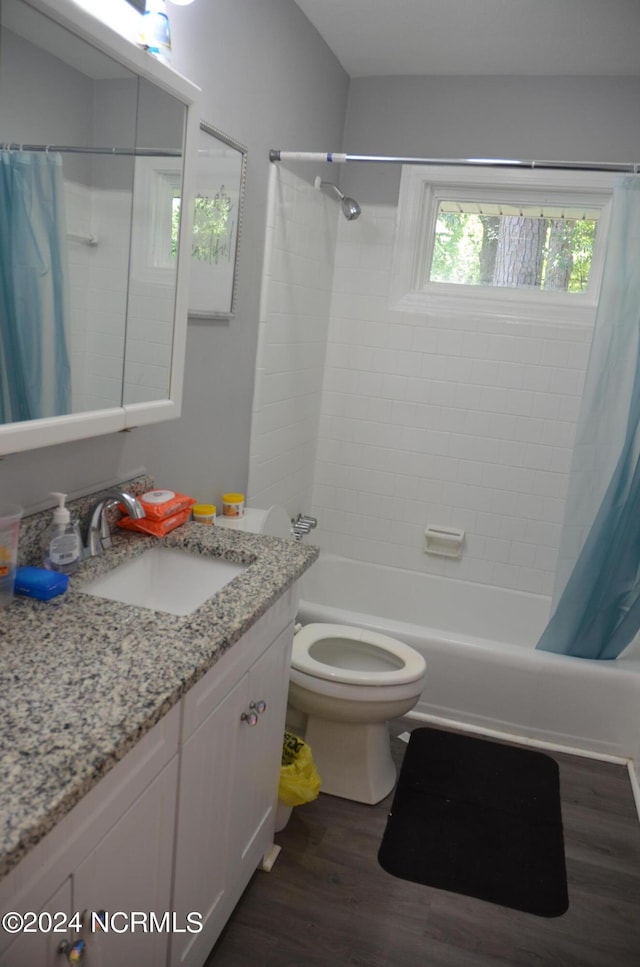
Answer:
xmin=340 ymin=195 xmax=361 ymax=221
xmin=314 ymin=177 xmax=361 ymax=221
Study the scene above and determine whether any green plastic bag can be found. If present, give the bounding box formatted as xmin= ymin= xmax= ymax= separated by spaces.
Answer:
xmin=278 ymin=731 xmax=321 ymax=807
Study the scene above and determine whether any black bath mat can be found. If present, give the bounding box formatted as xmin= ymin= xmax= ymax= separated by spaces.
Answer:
xmin=378 ymin=728 xmax=568 ymax=917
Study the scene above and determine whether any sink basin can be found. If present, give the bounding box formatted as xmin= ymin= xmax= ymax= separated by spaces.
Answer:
xmin=81 ymin=546 xmax=247 ymax=616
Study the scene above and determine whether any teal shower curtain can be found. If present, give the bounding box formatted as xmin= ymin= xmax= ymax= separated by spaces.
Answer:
xmin=0 ymin=150 xmax=71 ymax=423
xmin=537 ymin=175 xmax=640 ymax=660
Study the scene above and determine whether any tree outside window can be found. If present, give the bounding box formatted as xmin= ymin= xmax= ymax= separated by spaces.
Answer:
xmin=430 ymin=204 xmax=598 ymax=293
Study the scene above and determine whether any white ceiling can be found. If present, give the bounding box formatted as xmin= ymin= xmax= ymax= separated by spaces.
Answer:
xmin=293 ymin=0 xmax=640 ymax=78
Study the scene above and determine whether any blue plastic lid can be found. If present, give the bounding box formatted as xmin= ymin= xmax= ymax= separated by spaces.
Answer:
xmin=14 ymin=567 xmax=69 ymax=601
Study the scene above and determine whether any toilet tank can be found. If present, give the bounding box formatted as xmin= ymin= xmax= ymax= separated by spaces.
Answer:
xmin=215 ymin=505 xmax=293 ymax=539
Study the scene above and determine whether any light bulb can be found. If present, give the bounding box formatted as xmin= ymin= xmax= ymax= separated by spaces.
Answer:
xmin=167 ymin=0 xmax=195 ymax=5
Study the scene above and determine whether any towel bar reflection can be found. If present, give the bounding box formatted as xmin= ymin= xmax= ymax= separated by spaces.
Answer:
xmin=67 ymin=231 xmax=99 ymax=247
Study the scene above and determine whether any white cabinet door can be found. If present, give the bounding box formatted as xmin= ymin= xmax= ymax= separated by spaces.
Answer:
xmin=73 ymin=757 xmax=178 ymax=967
xmin=230 ymin=625 xmax=293 ymax=880
xmin=170 ymin=675 xmax=244 ymax=967
xmin=0 ymin=879 xmax=72 ymax=967
xmin=171 ymin=624 xmax=293 ymax=967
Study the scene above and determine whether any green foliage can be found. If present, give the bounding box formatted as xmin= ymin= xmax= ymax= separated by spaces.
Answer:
xmin=171 ymin=197 xmax=180 ymax=258
xmin=566 ymin=219 xmax=597 ymax=292
xmin=170 ymin=186 xmax=235 ymax=264
xmin=192 ymin=188 xmax=234 ymax=264
xmin=430 ymin=210 xmax=597 ymax=292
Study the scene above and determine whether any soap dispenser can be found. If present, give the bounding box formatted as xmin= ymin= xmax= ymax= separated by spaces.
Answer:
xmin=42 ymin=493 xmax=82 ymax=575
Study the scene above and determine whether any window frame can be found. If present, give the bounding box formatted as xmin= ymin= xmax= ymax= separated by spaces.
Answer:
xmin=389 ymin=165 xmax=615 ymax=326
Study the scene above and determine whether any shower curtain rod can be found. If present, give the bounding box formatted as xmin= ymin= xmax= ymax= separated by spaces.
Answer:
xmin=269 ymin=149 xmax=638 ymax=175
xmin=1 ymin=143 xmax=181 ymax=157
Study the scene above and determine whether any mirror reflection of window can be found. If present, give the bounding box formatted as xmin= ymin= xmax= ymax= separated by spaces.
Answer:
xmin=187 ymin=123 xmax=247 ymax=319
xmin=192 ymin=186 xmax=235 ymax=266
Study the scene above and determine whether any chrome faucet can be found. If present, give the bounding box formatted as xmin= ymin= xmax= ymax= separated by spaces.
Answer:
xmin=84 ymin=490 xmax=144 ymax=557
xmin=291 ymin=513 xmax=318 ymax=541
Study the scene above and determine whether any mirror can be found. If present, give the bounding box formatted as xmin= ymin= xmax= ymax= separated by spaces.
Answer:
xmin=188 ymin=122 xmax=247 ymax=319
xmin=0 ymin=0 xmax=200 ymax=453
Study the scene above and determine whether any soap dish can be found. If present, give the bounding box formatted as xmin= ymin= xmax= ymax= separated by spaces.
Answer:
xmin=14 ymin=567 xmax=69 ymax=601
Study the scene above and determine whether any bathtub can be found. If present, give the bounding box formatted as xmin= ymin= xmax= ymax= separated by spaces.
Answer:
xmin=297 ymin=554 xmax=640 ymax=771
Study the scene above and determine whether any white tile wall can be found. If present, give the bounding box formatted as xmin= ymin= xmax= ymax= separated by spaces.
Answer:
xmin=247 ymin=166 xmax=338 ymax=513
xmin=66 ymin=182 xmax=91 ymax=412
xmin=65 ymin=181 xmax=173 ymax=412
xmin=250 ymin=187 xmax=593 ymax=598
xmin=66 ymin=182 xmax=127 ymax=412
xmin=309 ymin=203 xmax=593 ymax=596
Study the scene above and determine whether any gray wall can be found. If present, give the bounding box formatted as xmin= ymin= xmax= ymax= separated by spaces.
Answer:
xmin=1 ymin=0 xmax=349 ymax=512
xmin=339 ymin=75 xmax=640 ymax=203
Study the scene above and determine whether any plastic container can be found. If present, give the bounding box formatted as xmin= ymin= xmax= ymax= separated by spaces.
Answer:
xmin=192 ymin=504 xmax=216 ymax=525
xmin=138 ymin=490 xmax=196 ymax=521
xmin=140 ymin=0 xmax=172 ymax=64
xmin=222 ymin=493 xmax=245 ymax=518
xmin=42 ymin=493 xmax=82 ymax=575
xmin=14 ymin=567 xmax=69 ymax=601
xmin=0 ymin=503 xmax=23 ymax=608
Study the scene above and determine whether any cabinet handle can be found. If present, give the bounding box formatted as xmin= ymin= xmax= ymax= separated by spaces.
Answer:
xmin=58 ymin=938 xmax=86 ymax=963
xmin=250 ymin=700 xmax=267 ymax=714
xmin=241 ymin=711 xmax=259 ymax=726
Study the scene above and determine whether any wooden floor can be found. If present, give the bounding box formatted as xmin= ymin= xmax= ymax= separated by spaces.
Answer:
xmin=206 ymin=720 xmax=640 ymax=967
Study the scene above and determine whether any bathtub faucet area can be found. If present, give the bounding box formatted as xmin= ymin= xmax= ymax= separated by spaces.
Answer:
xmin=292 ymin=514 xmax=317 ymax=541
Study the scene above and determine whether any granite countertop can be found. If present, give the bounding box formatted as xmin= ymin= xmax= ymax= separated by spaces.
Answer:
xmin=0 ymin=522 xmax=318 ymax=880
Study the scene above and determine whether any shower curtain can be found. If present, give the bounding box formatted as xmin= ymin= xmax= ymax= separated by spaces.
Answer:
xmin=537 ymin=175 xmax=640 ymax=660
xmin=0 ymin=150 xmax=71 ymax=423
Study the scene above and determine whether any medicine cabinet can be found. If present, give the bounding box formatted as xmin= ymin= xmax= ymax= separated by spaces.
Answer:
xmin=0 ymin=0 xmax=200 ymax=454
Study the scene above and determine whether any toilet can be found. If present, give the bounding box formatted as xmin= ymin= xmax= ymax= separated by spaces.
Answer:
xmin=289 ymin=623 xmax=426 ymax=804
xmin=216 ymin=505 xmax=427 ymax=804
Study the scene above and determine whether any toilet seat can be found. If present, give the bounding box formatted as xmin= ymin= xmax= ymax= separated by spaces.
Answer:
xmin=292 ymin=623 xmax=426 ymax=687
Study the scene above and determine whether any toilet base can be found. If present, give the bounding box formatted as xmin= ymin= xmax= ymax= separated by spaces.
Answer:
xmin=304 ymin=716 xmax=397 ymax=805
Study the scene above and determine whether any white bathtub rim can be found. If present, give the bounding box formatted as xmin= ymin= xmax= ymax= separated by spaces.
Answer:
xmin=405 ymin=709 xmax=640 ymax=825
xmin=301 ymin=553 xmax=551 ymax=646
xmin=307 ymin=552 xmax=551 ymax=609
xmin=404 ymin=709 xmax=629 ymax=764
xmin=298 ymin=597 xmax=640 ymax=677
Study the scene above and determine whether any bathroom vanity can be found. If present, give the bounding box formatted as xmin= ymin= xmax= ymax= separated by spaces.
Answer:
xmin=0 ymin=519 xmax=318 ymax=966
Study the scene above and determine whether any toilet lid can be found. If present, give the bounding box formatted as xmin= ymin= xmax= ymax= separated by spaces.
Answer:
xmin=292 ymin=623 xmax=426 ymax=686
xmin=262 ymin=505 xmax=293 ymax=539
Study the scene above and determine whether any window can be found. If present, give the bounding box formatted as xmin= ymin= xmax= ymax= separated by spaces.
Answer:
xmin=390 ymin=166 xmax=614 ymax=325
xmin=130 ymin=157 xmax=182 ymax=281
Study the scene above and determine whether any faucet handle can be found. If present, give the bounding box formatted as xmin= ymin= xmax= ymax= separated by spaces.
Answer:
xmin=84 ymin=491 xmax=144 ymax=557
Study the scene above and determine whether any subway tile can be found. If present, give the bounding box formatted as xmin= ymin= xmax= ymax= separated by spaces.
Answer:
xmin=412 ymin=326 xmax=440 ymax=354
xmin=367 ymin=397 xmax=396 ymax=424
xmin=444 ymin=355 xmax=475 ymax=384
xmin=467 ymin=358 xmax=502 ymax=387
xmin=497 ymin=439 xmax=528 ymax=467
xmin=252 ymin=170 xmax=593 ymax=597
xmin=506 ymin=388 xmax=534 ymax=417
xmin=497 ymin=361 xmax=526 ymax=389
xmin=436 ymin=329 xmax=465 ymax=356
xmin=393 ymin=349 xmax=423 ymax=377
xmin=429 ymin=380 xmax=458 ymax=407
